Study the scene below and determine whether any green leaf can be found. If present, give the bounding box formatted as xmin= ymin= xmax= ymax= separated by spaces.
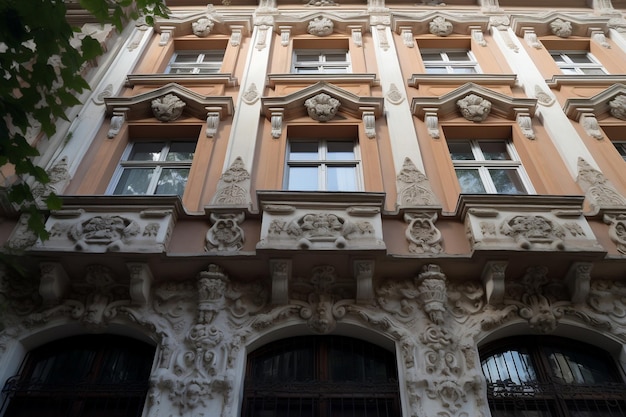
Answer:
xmin=81 ymin=35 xmax=103 ymax=61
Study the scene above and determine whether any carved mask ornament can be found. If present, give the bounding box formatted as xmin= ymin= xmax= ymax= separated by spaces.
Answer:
xmin=609 ymin=95 xmax=626 ymax=120
xmin=305 ymin=93 xmax=341 ymax=121
xmin=152 ymin=94 xmax=186 ymax=122
xmin=307 ymin=17 xmax=334 ymax=36
xmin=457 ymin=94 xmax=492 ymax=122
xmin=192 ymin=18 xmax=214 ymax=37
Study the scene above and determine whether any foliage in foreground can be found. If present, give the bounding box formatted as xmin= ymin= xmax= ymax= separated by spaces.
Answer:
xmin=0 ymin=0 xmax=169 ymax=240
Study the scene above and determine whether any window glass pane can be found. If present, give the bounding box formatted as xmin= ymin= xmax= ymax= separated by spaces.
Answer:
xmin=166 ymin=142 xmax=196 ymax=161
xmin=581 ymin=68 xmax=607 ymax=75
xmin=550 ymin=53 xmax=566 ymax=63
xmin=568 ymin=53 xmax=593 ymax=64
xmin=614 ymin=142 xmax=626 ymax=160
xmin=296 ymin=53 xmax=321 ymax=62
xmin=421 ymin=52 xmax=443 ymax=62
xmin=447 ymin=51 xmax=471 ymax=61
xmin=155 ymin=168 xmax=189 ymax=196
xmin=452 ymin=67 xmax=478 ymax=74
xmin=481 ymin=349 xmax=537 ymax=385
xmin=114 ymin=168 xmax=155 ymax=195
xmin=326 ymin=141 xmax=355 ymax=160
xmin=480 ymin=141 xmax=511 ymax=160
xmin=448 ymin=142 xmax=475 ymax=160
xmin=201 ymin=52 xmax=224 ymax=63
xmin=289 ymin=142 xmax=319 ymax=160
xmin=327 ymin=166 xmax=357 ymax=191
xmin=489 ymin=169 xmax=526 ymax=194
xmin=288 ymin=166 xmax=319 ymax=190
xmin=425 ymin=66 xmax=448 ymax=74
xmin=455 ymin=169 xmax=486 ymax=193
xmin=173 ymin=53 xmax=200 ymax=63
xmin=128 ymin=143 xmax=163 ymax=161
xmin=325 ymin=53 xmax=347 ymax=62
xmin=543 ymin=346 xmax=617 ymax=385
xmin=560 ymin=67 xmax=579 ymax=75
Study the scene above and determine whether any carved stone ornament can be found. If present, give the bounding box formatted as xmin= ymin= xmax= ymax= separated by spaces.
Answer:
xmin=456 ymin=94 xmax=492 ymax=122
xmin=307 ymin=17 xmax=334 ymax=37
xmin=205 ymin=212 xmax=245 ymax=252
xmin=192 ymin=18 xmax=214 ymax=37
xmin=489 ymin=15 xmax=510 ymax=30
xmin=429 ymin=16 xmax=453 ymax=37
xmin=609 ymin=95 xmax=626 ymax=120
xmin=550 ymin=19 xmax=572 ymax=38
xmin=69 ymin=215 xmax=141 ymax=251
xmin=608 ymin=17 xmax=626 ymax=33
xmin=396 ymin=158 xmax=439 ymax=206
xmin=404 ymin=212 xmax=443 ymax=254
xmin=580 ymin=113 xmax=603 ymax=140
xmin=108 ymin=111 xmax=125 ymax=138
xmin=152 ymin=94 xmax=186 ymax=122
xmin=386 ymin=83 xmax=404 ymax=105
xmin=268 ymin=212 xmax=374 ymax=249
xmin=577 ymin=158 xmax=626 ymax=213
xmin=7 ymin=214 xmax=39 ymax=249
xmin=32 ymin=156 xmax=71 ymax=202
xmin=415 ymin=264 xmax=448 ymax=325
xmin=306 ymin=0 xmax=338 ymax=6
xmin=524 ymin=30 xmax=542 ymax=49
xmin=604 ymin=213 xmax=626 ymax=254
xmin=242 ymin=83 xmax=259 ymax=104
xmin=500 ymin=215 xmax=566 ymax=250
xmin=211 ymin=157 xmax=251 ymax=205
xmin=534 ymin=85 xmax=555 ymax=106
xmin=517 ymin=113 xmax=535 ymax=139
xmin=305 ymin=93 xmax=340 ymax=122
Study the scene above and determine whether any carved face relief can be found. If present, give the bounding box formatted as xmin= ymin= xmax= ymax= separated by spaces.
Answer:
xmin=609 ymin=95 xmax=626 ymax=120
xmin=307 ymin=17 xmax=334 ymax=36
xmin=429 ymin=16 xmax=453 ymax=37
xmin=192 ymin=18 xmax=214 ymax=37
xmin=69 ymin=215 xmax=140 ymax=251
xmin=550 ymin=19 xmax=572 ymax=37
xmin=151 ymin=94 xmax=186 ymax=122
xmin=305 ymin=93 xmax=341 ymax=121
xmin=456 ymin=94 xmax=491 ymax=122
xmin=500 ymin=215 xmax=565 ymax=249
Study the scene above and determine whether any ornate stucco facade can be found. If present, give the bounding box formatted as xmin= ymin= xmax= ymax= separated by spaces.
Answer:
xmin=2 ymin=0 xmax=626 ymax=416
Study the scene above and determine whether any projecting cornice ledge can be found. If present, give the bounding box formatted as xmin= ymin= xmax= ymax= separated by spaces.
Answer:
xmin=408 ymin=74 xmax=518 ymax=88
xmin=266 ymin=74 xmax=379 ymax=88
xmin=545 ymin=75 xmax=626 ymax=88
xmin=126 ymin=74 xmax=238 ymax=88
xmin=563 ymin=83 xmax=626 ymax=121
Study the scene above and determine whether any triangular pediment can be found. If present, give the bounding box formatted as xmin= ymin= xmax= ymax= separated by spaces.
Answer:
xmin=261 ymin=82 xmax=384 ymax=121
xmin=104 ymin=83 xmax=233 ymax=121
xmin=411 ymin=83 xmax=536 ymax=122
xmin=510 ymin=12 xmax=610 ymax=38
xmin=563 ymin=83 xmax=626 ymax=121
xmin=273 ymin=12 xmax=370 ymax=35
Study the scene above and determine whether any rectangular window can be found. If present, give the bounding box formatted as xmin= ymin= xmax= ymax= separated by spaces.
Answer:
xmin=614 ymin=141 xmax=626 ymax=161
xmin=292 ymin=50 xmax=351 ymax=74
xmin=110 ymin=140 xmax=196 ymax=196
xmin=421 ymin=49 xmax=480 ymax=74
xmin=550 ymin=51 xmax=607 ymax=75
xmin=166 ymin=50 xmax=225 ymax=74
xmin=285 ymin=140 xmax=360 ymax=191
xmin=448 ymin=139 xmax=532 ymax=194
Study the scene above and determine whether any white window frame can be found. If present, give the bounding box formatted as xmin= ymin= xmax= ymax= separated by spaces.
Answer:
xmin=448 ymin=139 xmax=534 ymax=194
xmin=549 ymin=51 xmax=607 ymax=75
xmin=165 ymin=50 xmax=224 ymax=74
xmin=292 ymin=49 xmax=351 ymax=74
xmin=108 ymin=140 xmax=196 ymax=196
xmin=613 ymin=141 xmax=626 ymax=161
xmin=420 ymin=49 xmax=481 ymax=74
xmin=284 ymin=139 xmax=362 ymax=191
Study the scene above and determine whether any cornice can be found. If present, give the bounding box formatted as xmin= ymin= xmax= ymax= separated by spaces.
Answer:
xmin=257 ymin=190 xmax=386 ymax=211
xmin=545 ymin=75 xmax=626 ymax=88
xmin=563 ymin=83 xmax=626 ymax=120
xmin=126 ymin=73 xmax=238 ymax=87
xmin=510 ymin=11 xmax=611 ymax=37
xmin=408 ymin=74 xmax=518 ymax=88
xmin=267 ymin=73 xmax=379 ymax=88
xmin=454 ymin=194 xmax=586 ymax=220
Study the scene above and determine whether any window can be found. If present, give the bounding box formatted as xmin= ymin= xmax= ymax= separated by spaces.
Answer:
xmin=1 ymin=335 xmax=155 ymax=417
xmin=110 ymin=140 xmax=196 ymax=196
xmin=421 ymin=49 xmax=480 ymax=74
xmin=285 ymin=140 xmax=360 ymax=191
xmin=448 ymin=139 xmax=532 ymax=194
xmin=480 ymin=336 xmax=626 ymax=417
xmin=292 ymin=50 xmax=351 ymax=74
xmin=166 ymin=50 xmax=224 ymax=74
xmin=613 ymin=141 xmax=626 ymax=161
xmin=550 ymin=51 xmax=607 ymax=75
xmin=242 ymin=336 xmax=401 ymax=417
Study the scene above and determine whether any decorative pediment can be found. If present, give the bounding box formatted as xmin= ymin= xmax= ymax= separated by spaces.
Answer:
xmin=105 ymin=83 xmax=233 ymax=122
xmin=510 ymin=12 xmax=610 ymax=38
xmin=153 ymin=6 xmax=252 ymax=38
xmin=261 ymin=82 xmax=384 ymax=124
xmin=563 ymin=83 xmax=626 ymax=121
xmin=392 ymin=11 xmax=489 ymax=37
xmin=272 ymin=12 xmax=369 ymax=36
xmin=411 ymin=83 xmax=536 ymax=122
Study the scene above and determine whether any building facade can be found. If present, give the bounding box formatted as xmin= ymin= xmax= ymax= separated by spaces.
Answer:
xmin=2 ymin=0 xmax=626 ymax=416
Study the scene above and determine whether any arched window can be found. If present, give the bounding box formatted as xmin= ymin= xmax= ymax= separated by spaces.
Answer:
xmin=480 ymin=336 xmax=626 ymax=417
xmin=242 ymin=335 xmax=401 ymax=417
xmin=1 ymin=334 xmax=155 ymax=417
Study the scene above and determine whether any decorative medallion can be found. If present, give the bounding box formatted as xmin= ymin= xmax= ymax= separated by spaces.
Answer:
xmin=305 ymin=93 xmax=340 ymax=122
xmin=152 ymin=94 xmax=185 ymax=122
